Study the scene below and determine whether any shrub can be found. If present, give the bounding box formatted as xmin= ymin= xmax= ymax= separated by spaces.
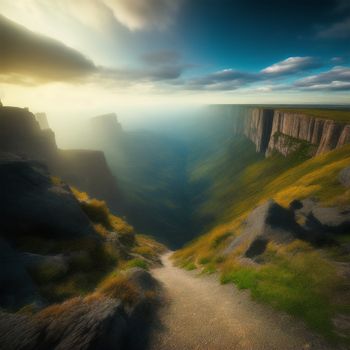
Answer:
xmin=211 ymin=232 xmax=232 ymax=248
xmin=199 ymin=256 xmax=211 ymax=265
xmin=126 ymin=258 xmax=149 ymax=270
xmin=97 ymin=273 xmax=140 ymax=306
xmin=94 ymin=224 xmax=110 ymax=238
xmin=132 ymin=245 xmax=156 ymax=259
xmin=80 ymin=199 xmax=111 ymax=228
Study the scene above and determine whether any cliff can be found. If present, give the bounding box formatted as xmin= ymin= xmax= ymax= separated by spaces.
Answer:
xmin=34 ymin=112 xmax=50 ymax=130
xmin=266 ymin=110 xmax=350 ymax=156
xmin=0 ymin=105 xmax=120 ymax=207
xmin=214 ymin=105 xmax=350 ymax=158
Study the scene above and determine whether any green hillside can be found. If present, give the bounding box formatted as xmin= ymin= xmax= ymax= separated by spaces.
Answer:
xmin=174 ymin=141 xmax=350 ymax=344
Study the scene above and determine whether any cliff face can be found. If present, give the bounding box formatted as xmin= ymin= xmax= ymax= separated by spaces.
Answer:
xmin=244 ymin=108 xmax=274 ymax=153
xmin=265 ymin=111 xmax=350 ymax=156
xmin=0 ymin=105 xmax=120 ymax=207
xmin=222 ymin=106 xmax=350 ymax=158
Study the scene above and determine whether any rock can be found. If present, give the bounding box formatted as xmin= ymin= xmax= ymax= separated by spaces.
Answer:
xmin=0 ymin=105 xmax=121 ymax=209
xmin=223 ymin=200 xmax=300 ymax=257
xmin=292 ymin=198 xmax=350 ymax=234
xmin=338 ymin=166 xmax=350 ymax=188
xmin=0 ymin=296 xmax=128 ymax=350
xmin=0 ymin=153 xmax=96 ymax=239
xmin=21 ymin=252 xmax=69 ymax=276
xmin=125 ymin=268 xmax=160 ymax=292
xmin=34 ymin=112 xmax=50 ymax=130
xmin=312 ymin=206 xmax=350 ymax=230
xmin=0 ymin=238 xmax=41 ymax=309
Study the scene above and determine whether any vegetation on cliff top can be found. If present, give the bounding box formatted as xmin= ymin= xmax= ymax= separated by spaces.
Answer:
xmin=277 ymin=108 xmax=350 ymax=123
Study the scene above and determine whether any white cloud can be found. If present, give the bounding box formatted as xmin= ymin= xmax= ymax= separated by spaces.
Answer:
xmin=261 ymin=57 xmax=321 ymax=75
xmin=294 ymin=66 xmax=350 ymax=90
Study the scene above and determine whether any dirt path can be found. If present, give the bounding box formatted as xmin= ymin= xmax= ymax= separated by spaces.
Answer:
xmin=146 ymin=252 xmax=340 ymax=350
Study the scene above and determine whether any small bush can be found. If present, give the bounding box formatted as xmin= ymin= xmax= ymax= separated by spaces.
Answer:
xmin=94 ymin=224 xmax=110 ymax=238
xmin=132 ymin=245 xmax=156 ymax=260
xmin=199 ymin=256 xmax=211 ymax=265
xmin=126 ymin=258 xmax=149 ymax=270
xmin=80 ymin=199 xmax=111 ymax=228
xmin=98 ymin=273 xmax=140 ymax=306
xmin=183 ymin=261 xmax=196 ymax=271
xmin=211 ymin=232 xmax=232 ymax=248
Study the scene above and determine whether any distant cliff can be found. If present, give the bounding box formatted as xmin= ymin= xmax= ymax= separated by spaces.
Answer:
xmin=0 ymin=105 xmax=120 ymax=208
xmin=209 ymin=105 xmax=350 ymax=158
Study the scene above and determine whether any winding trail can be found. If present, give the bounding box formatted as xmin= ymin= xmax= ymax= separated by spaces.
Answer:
xmin=147 ymin=252 xmax=339 ymax=350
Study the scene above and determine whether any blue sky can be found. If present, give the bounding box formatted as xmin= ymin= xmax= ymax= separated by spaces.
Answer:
xmin=0 ymin=0 xmax=349 ymax=120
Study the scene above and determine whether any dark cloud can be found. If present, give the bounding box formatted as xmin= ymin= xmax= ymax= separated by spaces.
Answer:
xmin=294 ymin=66 xmax=350 ymax=90
xmin=0 ymin=15 xmax=189 ymax=86
xmin=0 ymin=14 xmax=97 ymax=84
xmin=317 ymin=17 xmax=350 ymax=39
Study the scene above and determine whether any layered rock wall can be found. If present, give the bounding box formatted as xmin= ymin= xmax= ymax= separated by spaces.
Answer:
xmin=220 ymin=105 xmax=350 ymax=157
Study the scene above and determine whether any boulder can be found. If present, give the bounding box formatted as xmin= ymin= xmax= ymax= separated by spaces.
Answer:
xmin=292 ymin=198 xmax=350 ymax=234
xmin=0 ymin=153 xmax=96 ymax=239
xmin=338 ymin=166 xmax=350 ymax=188
xmin=0 ymin=296 xmax=128 ymax=350
xmin=0 ymin=238 xmax=41 ymax=309
xmin=223 ymin=200 xmax=300 ymax=257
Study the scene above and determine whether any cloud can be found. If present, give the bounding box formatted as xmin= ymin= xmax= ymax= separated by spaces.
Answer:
xmin=183 ymin=57 xmax=321 ymax=91
xmin=141 ymin=51 xmax=181 ymax=65
xmin=185 ymin=69 xmax=260 ymax=91
xmin=261 ymin=57 xmax=322 ymax=76
xmin=294 ymin=66 xmax=350 ymax=90
xmin=0 ymin=15 xmax=189 ymax=87
xmin=102 ymin=0 xmax=183 ymax=30
xmin=0 ymin=14 xmax=97 ymax=85
xmin=317 ymin=17 xmax=350 ymax=39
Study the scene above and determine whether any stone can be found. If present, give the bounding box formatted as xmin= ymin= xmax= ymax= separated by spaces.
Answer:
xmin=0 ymin=296 xmax=128 ymax=350
xmin=338 ymin=166 xmax=350 ymax=188
xmin=0 ymin=152 xmax=96 ymax=239
xmin=0 ymin=238 xmax=41 ymax=309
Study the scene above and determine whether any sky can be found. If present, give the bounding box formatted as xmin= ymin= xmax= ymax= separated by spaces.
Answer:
xmin=0 ymin=0 xmax=350 ymax=128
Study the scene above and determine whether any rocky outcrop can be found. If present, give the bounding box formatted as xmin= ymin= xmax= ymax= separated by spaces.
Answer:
xmin=55 ymin=149 xmax=119 ymax=208
xmin=0 ymin=238 xmax=42 ymax=309
xmin=0 ymin=269 xmax=161 ymax=350
xmin=0 ymin=297 xmax=128 ymax=350
xmin=34 ymin=112 xmax=50 ymax=130
xmin=0 ymin=152 xmax=95 ymax=239
xmin=223 ymin=198 xmax=341 ymax=258
xmin=0 ymin=104 xmax=120 ymax=206
xmin=0 ymin=106 xmax=58 ymax=160
xmin=339 ymin=166 xmax=350 ymax=187
xmin=223 ymin=200 xmax=300 ymax=257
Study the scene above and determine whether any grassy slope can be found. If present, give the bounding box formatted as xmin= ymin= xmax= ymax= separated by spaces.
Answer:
xmin=174 ymin=141 xmax=350 ymax=343
xmin=22 ymin=187 xmax=166 ymax=305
